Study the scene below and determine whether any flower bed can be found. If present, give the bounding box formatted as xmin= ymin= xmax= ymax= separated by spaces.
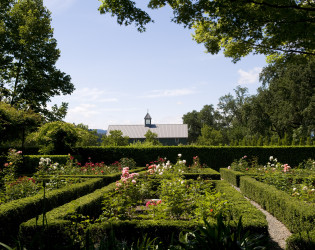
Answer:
xmin=226 ymin=156 xmax=315 ymax=204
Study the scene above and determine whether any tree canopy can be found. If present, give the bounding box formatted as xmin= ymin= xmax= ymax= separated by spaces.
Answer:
xmin=99 ymin=0 xmax=315 ymax=61
xmin=0 ymin=0 xmax=74 ymax=119
xmin=102 ymin=130 xmax=130 ymax=146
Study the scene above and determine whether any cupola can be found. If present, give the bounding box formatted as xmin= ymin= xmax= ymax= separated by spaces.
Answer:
xmin=144 ymin=112 xmax=152 ymax=127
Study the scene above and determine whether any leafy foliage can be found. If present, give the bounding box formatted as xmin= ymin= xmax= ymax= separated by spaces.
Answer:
xmin=99 ymin=0 xmax=315 ymax=60
xmin=102 ymin=130 xmax=129 ymax=146
xmin=0 ymin=0 xmax=74 ymax=119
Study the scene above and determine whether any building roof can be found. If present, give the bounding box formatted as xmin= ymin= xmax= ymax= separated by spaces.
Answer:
xmin=107 ymin=124 xmax=188 ymax=139
xmin=144 ymin=113 xmax=152 ymax=119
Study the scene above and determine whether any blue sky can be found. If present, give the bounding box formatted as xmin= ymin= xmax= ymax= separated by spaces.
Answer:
xmin=44 ymin=0 xmax=267 ymax=130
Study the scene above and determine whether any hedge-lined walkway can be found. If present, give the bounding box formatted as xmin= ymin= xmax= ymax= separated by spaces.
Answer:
xmin=231 ymin=184 xmax=292 ymax=249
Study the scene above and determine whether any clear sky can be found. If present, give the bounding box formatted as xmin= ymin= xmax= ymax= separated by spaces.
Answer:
xmin=44 ymin=0 xmax=268 ymax=130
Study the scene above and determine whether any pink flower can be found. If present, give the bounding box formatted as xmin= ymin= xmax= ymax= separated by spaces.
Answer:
xmin=132 ymin=179 xmax=136 ymax=184
xmin=17 ymin=151 xmax=22 ymax=154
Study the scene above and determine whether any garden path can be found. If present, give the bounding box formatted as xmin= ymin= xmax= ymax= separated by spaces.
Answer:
xmin=231 ymin=185 xmax=292 ymax=250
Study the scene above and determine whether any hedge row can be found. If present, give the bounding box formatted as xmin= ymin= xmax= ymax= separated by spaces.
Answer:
xmin=0 ymin=172 xmax=123 ymax=242
xmin=240 ymin=176 xmax=315 ymax=233
xmin=183 ymin=168 xmax=220 ymax=180
xmin=220 ymin=168 xmax=245 ymax=187
xmin=2 ymin=146 xmax=314 ymax=172
xmin=19 ymin=179 xmax=267 ymax=248
xmin=74 ymin=146 xmax=315 ymax=171
xmin=19 ymin=182 xmax=117 ymax=248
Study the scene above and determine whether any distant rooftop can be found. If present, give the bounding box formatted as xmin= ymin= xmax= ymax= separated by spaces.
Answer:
xmin=107 ymin=124 xmax=188 ymax=138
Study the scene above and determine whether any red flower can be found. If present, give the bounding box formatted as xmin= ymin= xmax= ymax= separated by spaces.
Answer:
xmin=210 ymin=209 xmax=213 ymax=212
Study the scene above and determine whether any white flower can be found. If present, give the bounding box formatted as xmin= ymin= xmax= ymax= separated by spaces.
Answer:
xmin=293 ymin=188 xmax=297 ymax=192
xmin=179 ymin=161 xmax=183 ymax=164
xmin=227 ymin=166 xmax=231 ymax=169
xmin=311 ymin=189 xmax=315 ymax=192
xmin=302 ymin=186 xmax=308 ymax=191
xmin=178 ymin=154 xmax=182 ymax=158
xmin=269 ymin=156 xmax=273 ymax=161
xmin=159 ymin=172 xmax=163 ymax=175
xmin=275 ymin=158 xmax=278 ymax=162
xmin=183 ymin=160 xmax=186 ymax=164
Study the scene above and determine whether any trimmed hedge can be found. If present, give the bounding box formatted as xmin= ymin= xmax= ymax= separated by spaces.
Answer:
xmin=240 ymin=176 xmax=315 ymax=233
xmin=19 ymin=182 xmax=117 ymax=248
xmin=220 ymin=168 xmax=245 ymax=187
xmin=286 ymin=230 xmax=315 ymax=250
xmin=183 ymin=168 xmax=220 ymax=180
xmin=19 ymin=179 xmax=267 ymax=248
xmin=74 ymin=146 xmax=315 ymax=171
xmin=0 ymin=172 xmax=123 ymax=242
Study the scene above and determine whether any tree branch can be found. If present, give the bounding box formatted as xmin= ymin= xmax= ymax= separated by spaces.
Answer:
xmin=246 ymin=0 xmax=315 ymax=12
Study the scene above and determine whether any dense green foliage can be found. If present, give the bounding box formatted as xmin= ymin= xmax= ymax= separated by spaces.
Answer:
xmin=0 ymin=0 xmax=74 ymax=118
xmin=0 ymin=102 xmax=42 ymax=146
xmin=99 ymin=0 xmax=315 ymax=60
xmin=183 ymin=55 xmax=315 ymax=145
xmin=101 ymin=130 xmax=129 ymax=146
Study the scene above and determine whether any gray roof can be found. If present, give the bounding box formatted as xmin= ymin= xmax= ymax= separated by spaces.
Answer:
xmin=107 ymin=124 xmax=188 ymax=138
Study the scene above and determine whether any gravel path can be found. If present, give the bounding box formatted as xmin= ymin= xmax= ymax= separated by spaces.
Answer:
xmin=232 ymin=185 xmax=292 ymax=249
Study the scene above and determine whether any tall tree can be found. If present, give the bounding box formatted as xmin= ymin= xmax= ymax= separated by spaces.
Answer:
xmin=257 ymin=55 xmax=315 ymax=138
xmin=99 ymin=0 xmax=315 ymax=61
xmin=0 ymin=0 xmax=74 ymax=119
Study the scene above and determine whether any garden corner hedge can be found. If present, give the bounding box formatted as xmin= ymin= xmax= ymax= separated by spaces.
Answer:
xmin=19 ymin=179 xmax=268 ymax=248
xmin=0 ymin=172 xmax=124 ymax=243
xmin=220 ymin=168 xmax=245 ymax=187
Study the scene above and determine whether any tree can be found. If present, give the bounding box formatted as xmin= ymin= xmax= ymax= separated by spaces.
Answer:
xmin=31 ymin=121 xmax=79 ymax=154
xmin=182 ymin=105 xmax=218 ymax=143
xmin=144 ymin=129 xmax=161 ymax=145
xmin=0 ymin=0 xmax=74 ymax=119
xmin=75 ymin=123 xmax=99 ymax=146
xmin=101 ymin=130 xmax=129 ymax=146
xmin=0 ymin=101 xmax=42 ymax=146
xmin=99 ymin=0 xmax=315 ymax=61
xmin=182 ymin=110 xmax=202 ymax=143
xmin=256 ymin=55 xmax=315 ymax=138
xmin=196 ymin=125 xmax=223 ymax=146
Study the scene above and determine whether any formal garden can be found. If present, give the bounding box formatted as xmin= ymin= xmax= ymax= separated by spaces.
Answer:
xmin=0 ymin=146 xmax=314 ymax=249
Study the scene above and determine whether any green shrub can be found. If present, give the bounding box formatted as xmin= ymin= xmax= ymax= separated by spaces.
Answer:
xmin=286 ymin=230 xmax=315 ymax=250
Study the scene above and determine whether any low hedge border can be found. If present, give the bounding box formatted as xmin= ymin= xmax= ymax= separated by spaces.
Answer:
xmin=183 ymin=168 xmax=220 ymax=180
xmin=19 ymin=182 xmax=117 ymax=248
xmin=220 ymin=168 xmax=245 ymax=187
xmin=0 ymin=171 xmax=125 ymax=242
xmin=19 ymin=179 xmax=267 ymax=247
xmin=239 ymin=176 xmax=315 ymax=233
xmin=214 ymin=180 xmax=267 ymax=233
xmin=286 ymin=229 xmax=315 ymax=250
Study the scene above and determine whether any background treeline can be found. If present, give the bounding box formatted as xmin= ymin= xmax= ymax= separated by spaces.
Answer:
xmin=183 ymin=55 xmax=315 ymax=146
